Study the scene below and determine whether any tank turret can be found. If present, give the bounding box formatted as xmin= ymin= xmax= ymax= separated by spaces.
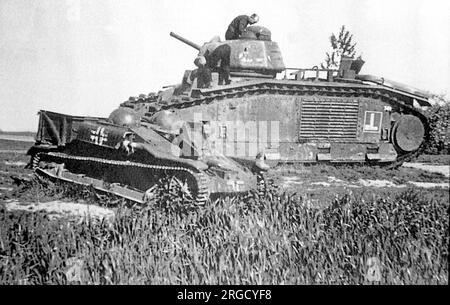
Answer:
xmin=170 ymin=30 xmax=285 ymax=77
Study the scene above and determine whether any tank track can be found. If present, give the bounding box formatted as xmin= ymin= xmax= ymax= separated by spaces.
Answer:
xmin=31 ymin=152 xmax=210 ymax=204
xmin=157 ymin=81 xmax=428 ymax=168
xmin=164 ymin=82 xmax=427 ymax=115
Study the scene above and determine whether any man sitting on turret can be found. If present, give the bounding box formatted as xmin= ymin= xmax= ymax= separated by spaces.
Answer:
xmin=225 ymin=14 xmax=259 ymax=40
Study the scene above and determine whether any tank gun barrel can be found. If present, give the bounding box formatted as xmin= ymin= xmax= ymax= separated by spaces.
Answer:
xmin=170 ymin=32 xmax=201 ymax=50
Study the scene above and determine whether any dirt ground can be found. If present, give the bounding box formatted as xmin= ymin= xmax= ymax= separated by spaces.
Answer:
xmin=1 ymin=138 xmax=449 ymax=219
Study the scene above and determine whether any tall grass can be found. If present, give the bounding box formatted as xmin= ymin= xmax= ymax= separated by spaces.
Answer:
xmin=0 ymin=185 xmax=448 ymax=284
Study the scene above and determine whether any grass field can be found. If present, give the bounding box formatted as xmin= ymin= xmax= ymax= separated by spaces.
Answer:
xmin=0 ymin=139 xmax=448 ymax=284
xmin=0 ymin=139 xmax=33 ymax=151
xmin=1 ymin=184 xmax=448 ymax=284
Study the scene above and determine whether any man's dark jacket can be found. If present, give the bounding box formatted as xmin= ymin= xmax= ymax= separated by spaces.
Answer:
xmin=225 ymin=15 xmax=251 ymax=40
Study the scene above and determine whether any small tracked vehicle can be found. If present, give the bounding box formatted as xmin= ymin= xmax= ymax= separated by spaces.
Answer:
xmin=27 ymin=109 xmax=264 ymax=204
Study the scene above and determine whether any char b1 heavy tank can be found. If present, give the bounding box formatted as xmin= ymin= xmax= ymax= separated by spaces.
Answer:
xmin=121 ymin=25 xmax=431 ymax=168
xmin=27 ymin=24 xmax=431 ymax=203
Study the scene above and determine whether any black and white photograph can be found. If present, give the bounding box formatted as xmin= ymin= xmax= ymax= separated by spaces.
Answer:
xmin=0 ymin=0 xmax=448 ymax=290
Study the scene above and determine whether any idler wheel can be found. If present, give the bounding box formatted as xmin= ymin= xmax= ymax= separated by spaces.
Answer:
xmin=392 ymin=115 xmax=425 ymax=152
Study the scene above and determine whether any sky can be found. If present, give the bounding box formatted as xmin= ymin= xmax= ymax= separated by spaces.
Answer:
xmin=0 ymin=0 xmax=449 ymax=131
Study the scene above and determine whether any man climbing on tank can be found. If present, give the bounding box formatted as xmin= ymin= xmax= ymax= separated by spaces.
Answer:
xmin=225 ymin=14 xmax=259 ymax=40
xmin=193 ymin=36 xmax=232 ymax=87
xmin=192 ymin=55 xmax=211 ymax=88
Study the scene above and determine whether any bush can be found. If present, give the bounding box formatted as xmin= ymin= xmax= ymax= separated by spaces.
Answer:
xmin=425 ymin=101 xmax=450 ymax=155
